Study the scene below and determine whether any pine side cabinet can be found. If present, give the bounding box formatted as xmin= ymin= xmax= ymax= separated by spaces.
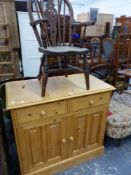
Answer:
xmin=6 ymin=74 xmax=115 ymax=175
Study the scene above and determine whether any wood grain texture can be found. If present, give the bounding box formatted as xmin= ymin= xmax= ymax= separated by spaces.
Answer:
xmin=6 ymin=74 xmax=115 ymax=110
xmin=0 ymin=0 xmax=20 ymax=48
xmin=0 ymin=1 xmax=21 ymax=79
xmin=8 ymin=74 xmax=114 ymax=175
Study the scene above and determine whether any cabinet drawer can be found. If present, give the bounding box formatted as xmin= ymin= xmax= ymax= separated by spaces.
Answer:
xmin=70 ymin=92 xmax=111 ymax=113
xmin=13 ymin=100 xmax=67 ymax=124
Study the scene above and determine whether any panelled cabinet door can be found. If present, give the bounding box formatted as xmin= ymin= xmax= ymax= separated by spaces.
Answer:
xmin=16 ymin=116 xmax=67 ymax=174
xmin=67 ymin=107 xmax=108 ymax=157
xmin=87 ymin=107 xmax=108 ymax=149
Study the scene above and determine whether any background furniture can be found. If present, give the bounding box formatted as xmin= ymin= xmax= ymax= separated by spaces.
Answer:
xmin=0 ymin=1 xmax=20 ymax=78
xmin=77 ymin=12 xmax=114 ymax=36
xmin=89 ymin=37 xmax=117 ymax=87
xmin=6 ymin=74 xmax=115 ymax=175
xmin=0 ymin=23 xmax=17 ymax=81
xmin=89 ymin=37 xmax=101 ymax=65
xmin=118 ymin=69 xmax=131 ymax=89
xmin=115 ymin=16 xmax=131 ymax=34
xmin=17 ymin=12 xmax=42 ymax=76
xmin=102 ymin=38 xmax=114 ymax=62
xmin=106 ymin=91 xmax=131 ymax=140
xmin=113 ymin=34 xmax=131 ymax=90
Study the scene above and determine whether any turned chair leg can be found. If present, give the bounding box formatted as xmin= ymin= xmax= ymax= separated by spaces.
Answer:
xmin=83 ymin=54 xmax=90 ymax=89
xmin=41 ymin=56 xmax=48 ymax=97
xmin=64 ymin=56 xmax=68 ymax=77
xmin=38 ymin=54 xmax=45 ymax=81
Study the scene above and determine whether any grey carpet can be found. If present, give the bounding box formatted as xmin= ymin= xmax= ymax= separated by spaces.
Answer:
xmin=56 ymin=136 xmax=131 ymax=175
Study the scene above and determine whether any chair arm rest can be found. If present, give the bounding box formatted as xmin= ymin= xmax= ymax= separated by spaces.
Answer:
xmin=30 ymin=18 xmax=48 ymax=26
xmin=71 ymin=20 xmax=95 ymax=27
xmin=89 ymin=63 xmax=112 ymax=71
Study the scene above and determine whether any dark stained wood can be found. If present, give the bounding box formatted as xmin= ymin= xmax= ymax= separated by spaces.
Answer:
xmin=27 ymin=0 xmax=94 ymax=96
xmin=89 ymin=38 xmax=119 ymax=87
xmin=116 ymin=16 xmax=131 ymax=34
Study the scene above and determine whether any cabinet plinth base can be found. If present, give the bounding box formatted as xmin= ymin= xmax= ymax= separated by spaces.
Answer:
xmin=26 ymin=147 xmax=104 ymax=175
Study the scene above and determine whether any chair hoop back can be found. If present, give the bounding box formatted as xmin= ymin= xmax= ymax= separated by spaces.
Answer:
xmin=27 ymin=0 xmax=74 ymax=48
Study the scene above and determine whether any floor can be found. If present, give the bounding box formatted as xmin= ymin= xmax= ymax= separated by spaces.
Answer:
xmin=56 ymin=87 xmax=131 ymax=175
xmin=56 ymin=136 xmax=131 ymax=175
xmin=1 ymin=134 xmax=131 ymax=175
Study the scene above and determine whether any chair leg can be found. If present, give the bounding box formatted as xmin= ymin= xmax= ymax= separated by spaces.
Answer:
xmin=114 ymin=138 xmax=121 ymax=147
xmin=64 ymin=56 xmax=68 ymax=77
xmin=38 ymin=54 xmax=45 ymax=81
xmin=83 ymin=54 xmax=90 ymax=89
xmin=41 ymin=56 xmax=48 ymax=97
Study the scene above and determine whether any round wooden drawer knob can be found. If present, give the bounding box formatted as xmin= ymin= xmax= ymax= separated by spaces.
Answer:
xmin=40 ymin=110 xmax=46 ymax=116
xmin=89 ymin=100 xmax=94 ymax=105
xmin=69 ymin=136 xmax=74 ymax=141
xmin=62 ymin=138 xmax=67 ymax=143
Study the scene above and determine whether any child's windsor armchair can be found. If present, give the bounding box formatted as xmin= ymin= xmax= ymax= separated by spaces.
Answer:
xmin=27 ymin=0 xmax=94 ymax=96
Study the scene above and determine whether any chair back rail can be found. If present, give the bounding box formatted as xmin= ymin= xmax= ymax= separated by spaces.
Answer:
xmin=102 ymin=38 xmax=114 ymax=61
xmin=115 ymin=34 xmax=131 ymax=69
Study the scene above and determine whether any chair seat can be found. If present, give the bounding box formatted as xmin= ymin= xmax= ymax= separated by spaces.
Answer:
xmin=39 ymin=46 xmax=89 ymax=55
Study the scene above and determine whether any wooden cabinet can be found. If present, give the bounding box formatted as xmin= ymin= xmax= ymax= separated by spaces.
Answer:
xmin=15 ymin=116 xmax=66 ymax=173
xmin=6 ymin=74 xmax=115 ymax=175
xmin=67 ymin=107 xmax=107 ymax=157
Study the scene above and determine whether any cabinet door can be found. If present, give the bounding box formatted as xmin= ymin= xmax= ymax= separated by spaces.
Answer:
xmin=67 ymin=107 xmax=108 ymax=157
xmin=16 ymin=116 xmax=67 ymax=174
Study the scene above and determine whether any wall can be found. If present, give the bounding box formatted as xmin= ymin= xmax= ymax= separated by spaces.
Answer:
xmin=71 ymin=0 xmax=131 ymax=20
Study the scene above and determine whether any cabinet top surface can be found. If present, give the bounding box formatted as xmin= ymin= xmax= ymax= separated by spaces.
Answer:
xmin=6 ymin=74 xmax=115 ymax=110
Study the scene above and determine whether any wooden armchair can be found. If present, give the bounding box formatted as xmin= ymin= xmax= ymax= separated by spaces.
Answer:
xmin=89 ymin=63 xmax=116 ymax=86
xmin=89 ymin=38 xmax=117 ymax=86
xmin=27 ymin=0 xmax=94 ymax=96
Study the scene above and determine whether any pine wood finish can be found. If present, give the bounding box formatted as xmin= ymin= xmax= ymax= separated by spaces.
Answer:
xmin=6 ymin=74 xmax=115 ymax=175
